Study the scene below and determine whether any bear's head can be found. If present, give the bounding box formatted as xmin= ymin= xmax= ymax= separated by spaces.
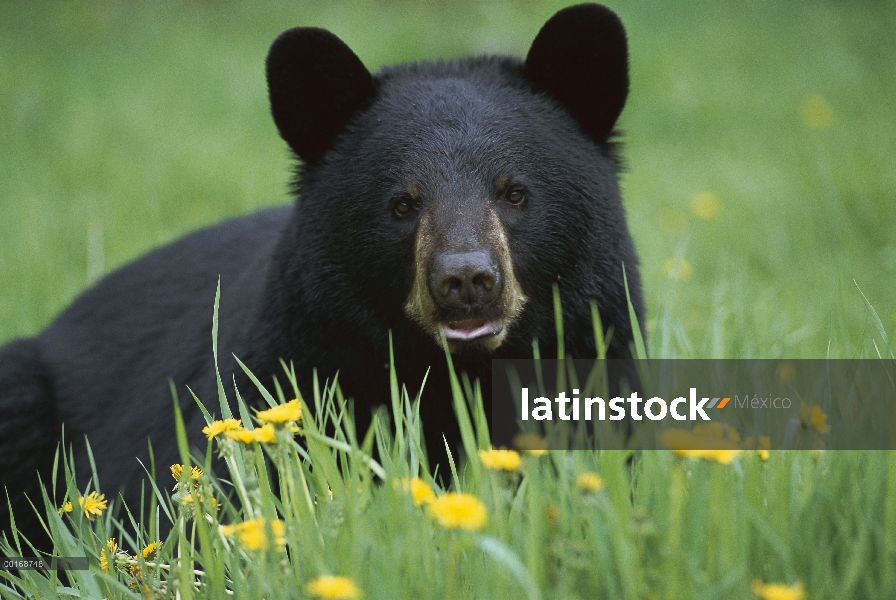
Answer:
xmin=265 ymin=3 xmax=637 ymax=357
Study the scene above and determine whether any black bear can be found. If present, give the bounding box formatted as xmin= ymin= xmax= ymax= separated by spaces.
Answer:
xmin=0 ymin=3 xmax=642 ymax=546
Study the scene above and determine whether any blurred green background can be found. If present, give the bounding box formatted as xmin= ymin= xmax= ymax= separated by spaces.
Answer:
xmin=1 ymin=1 xmax=894 ymax=359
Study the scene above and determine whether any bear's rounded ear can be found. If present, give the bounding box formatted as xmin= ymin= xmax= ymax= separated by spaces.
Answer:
xmin=266 ymin=27 xmax=374 ymax=163
xmin=524 ymin=3 xmax=628 ymax=142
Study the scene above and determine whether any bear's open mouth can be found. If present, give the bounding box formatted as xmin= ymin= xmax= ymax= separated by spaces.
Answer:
xmin=441 ymin=319 xmax=503 ymax=342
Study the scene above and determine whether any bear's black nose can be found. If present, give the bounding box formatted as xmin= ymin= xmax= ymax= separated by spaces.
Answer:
xmin=430 ymin=251 xmax=502 ymax=310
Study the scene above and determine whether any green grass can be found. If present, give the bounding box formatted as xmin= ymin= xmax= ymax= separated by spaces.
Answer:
xmin=1 ymin=1 xmax=895 ymax=598
xmin=2 ymin=340 xmax=895 ymax=598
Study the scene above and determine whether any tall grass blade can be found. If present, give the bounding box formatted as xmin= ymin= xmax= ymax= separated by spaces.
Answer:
xmin=623 ymin=264 xmax=648 ymax=359
xmin=211 ymin=277 xmax=232 ymax=419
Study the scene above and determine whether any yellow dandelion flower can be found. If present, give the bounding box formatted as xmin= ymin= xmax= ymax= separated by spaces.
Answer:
xmin=220 ymin=518 xmax=286 ymax=551
xmin=256 ymin=399 xmax=303 ymax=426
xmin=751 ymin=580 xmax=806 ymax=600
xmin=690 ymin=191 xmax=721 ymax=220
xmin=678 ymin=449 xmax=743 ymax=464
xmin=799 ymin=404 xmax=831 ymax=434
xmin=658 ymin=426 xmax=742 ymax=450
xmin=127 ymin=562 xmax=142 ymax=578
xmin=61 ymin=491 xmax=107 ymax=519
xmin=202 ymin=418 xmax=242 ymax=440
xmin=223 ymin=426 xmax=255 ymax=443
xmin=659 ymin=427 xmax=744 ymax=464
xmin=251 ymin=423 xmax=277 ymax=443
xmin=69 ymin=492 xmax=107 ymax=519
xmin=756 ymin=435 xmax=771 ymax=461
xmin=306 ymin=575 xmax=362 ymax=600
xmin=100 ymin=538 xmax=118 ymax=572
xmin=776 ymin=361 xmax=796 ymax=384
xmin=140 ymin=541 xmax=162 ymax=561
xmin=657 ymin=428 xmax=697 ymax=450
xmin=513 ymin=433 xmax=550 ymax=455
xmin=170 ymin=464 xmax=202 ymax=483
xmin=411 ymin=479 xmax=436 ymax=506
xmin=577 ymin=472 xmax=605 ymax=492
xmin=395 ymin=477 xmax=437 ymax=506
xmin=427 ymin=492 xmax=487 ymax=531
xmin=662 ymin=257 xmax=692 ymax=281
xmin=478 ymin=448 xmax=521 ymax=471
xmin=81 ymin=492 xmax=107 ymax=518
xmin=224 ymin=423 xmax=278 ymax=444
xmin=799 ymin=94 xmax=834 ymax=129
xmin=180 ymin=492 xmax=220 ymax=509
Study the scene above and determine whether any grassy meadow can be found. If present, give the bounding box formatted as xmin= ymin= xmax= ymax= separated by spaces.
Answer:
xmin=1 ymin=1 xmax=895 ymax=598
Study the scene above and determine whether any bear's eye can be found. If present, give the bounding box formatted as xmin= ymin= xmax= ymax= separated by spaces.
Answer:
xmin=393 ymin=199 xmax=413 ymax=216
xmin=506 ymin=189 xmax=526 ymax=205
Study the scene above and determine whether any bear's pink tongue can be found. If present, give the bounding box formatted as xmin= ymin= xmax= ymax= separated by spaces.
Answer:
xmin=443 ymin=319 xmax=502 ymax=341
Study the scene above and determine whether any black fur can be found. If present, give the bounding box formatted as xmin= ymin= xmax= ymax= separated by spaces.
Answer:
xmin=0 ymin=3 xmax=643 ymax=546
